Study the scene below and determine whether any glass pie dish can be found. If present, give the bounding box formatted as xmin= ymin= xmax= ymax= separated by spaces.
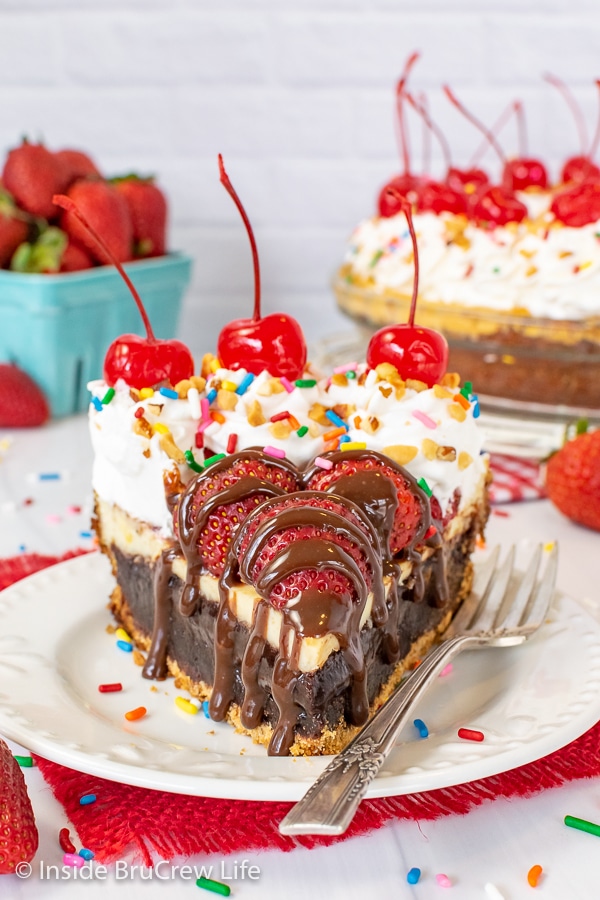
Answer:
xmin=333 ymin=274 xmax=600 ymax=413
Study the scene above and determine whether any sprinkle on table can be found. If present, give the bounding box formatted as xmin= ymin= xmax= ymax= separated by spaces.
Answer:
xmin=457 ymin=727 xmax=484 ymax=742
xmin=63 ymin=853 xmax=84 ymax=868
xmin=196 ymin=875 xmax=231 ymax=896
xmin=124 ymin=706 xmax=147 ymax=722
xmin=59 ymin=828 xmax=76 ymax=854
xmin=13 ymin=755 xmax=33 ymax=767
xmin=38 ymin=472 xmax=61 ymax=481
xmin=413 ymin=718 xmax=429 ymax=739
xmin=79 ymin=793 xmax=97 ymax=806
xmin=116 ymin=628 xmax=131 ymax=642
xmin=98 ymin=682 xmax=123 ymax=693
xmin=202 ymin=700 xmax=210 ymax=718
xmin=527 ymin=864 xmax=543 ymax=887
xmin=439 ymin=663 xmax=453 ymax=677
xmin=564 ymin=814 xmax=600 ymax=837
xmin=79 ymin=848 xmax=95 ymax=861
xmin=175 ymin=696 xmax=199 ymax=715
xmin=406 ymin=867 xmax=421 ymax=884
xmin=436 ymin=873 xmax=452 ymax=888
xmin=116 ymin=639 xmax=133 ymax=653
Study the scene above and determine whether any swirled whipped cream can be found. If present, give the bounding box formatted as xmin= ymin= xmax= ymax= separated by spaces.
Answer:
xmin=89 ymin=361 xmax=486 ymax=535
xmin=344 ymin=195 xmax=600 ymax=320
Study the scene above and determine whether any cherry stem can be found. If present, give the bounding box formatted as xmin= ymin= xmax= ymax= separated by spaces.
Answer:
xmin=544 ymin=73 xmax=588 ymax=155
xmin=587 ymin=79 xmax=600 ymax=161
xmin=395 ymin=52 xmax=420 ymax=175
xmin=469 ymin=101 xmax=516 ymax=167
xmin=384 ymin=188 xmax=419 ymax=326
xmin=218 ymin=154 xmax=261 ymax=322
xmin=514 ymin=101 xmax=527 ymax=157
xmin=418 ymin=92 xmax=431 ymax=174
xmin=52 ymin=193 xmax=156 ymax=341
xmin=443 ymin=85 xmax=507 ymax=164
xmin=405 ymin=91 xmax=452 ymax=173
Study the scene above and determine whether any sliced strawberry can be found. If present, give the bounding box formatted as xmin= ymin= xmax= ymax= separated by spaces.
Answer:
xmin=0 ymin=739 xmax=38 ymax=874
xmin=177 ymin=452 xmax=300 ymax=576
xmin=0 ymin=364 xmax=50 ymax=427
xmin=235 ymin=491 xmax=376 ymax=609
xmin=430 ymin=488 xmax=461 ymax=528
xmin=305 ymin=450 xmax=428 ymax=554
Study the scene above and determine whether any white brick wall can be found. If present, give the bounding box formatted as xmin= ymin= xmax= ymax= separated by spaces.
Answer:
xmin=1 ymin=0 xmax=600 ymax=358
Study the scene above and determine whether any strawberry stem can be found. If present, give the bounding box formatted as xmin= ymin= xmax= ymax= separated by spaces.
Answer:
xmin=444 ymin=85 xmax=507 ymax=164
xmin=218 ymin=154 xmax=261 ymax=322
xmin=52 ymin=193 xmax=156 ymax=341
xmin=544 ymin=73 xmax=588 ymax=155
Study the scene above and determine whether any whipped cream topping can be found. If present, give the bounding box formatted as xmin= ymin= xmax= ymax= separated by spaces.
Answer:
xmin=89 ymin=362 xmax=487 ymax=534
xmin=344 ymin=196 xmax=600 ymax=320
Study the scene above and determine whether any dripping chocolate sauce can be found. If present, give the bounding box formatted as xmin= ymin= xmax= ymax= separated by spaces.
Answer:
xmin=142 ymin=447 xmax=451 ymax=755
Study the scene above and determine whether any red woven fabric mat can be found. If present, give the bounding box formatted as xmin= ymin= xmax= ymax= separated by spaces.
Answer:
xmin=4 ymin=552 xmax=600 ymax=865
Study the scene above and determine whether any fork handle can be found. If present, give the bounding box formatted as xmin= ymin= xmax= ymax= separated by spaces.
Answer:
xmin=279 ymin=633 xmax=477 ymax=836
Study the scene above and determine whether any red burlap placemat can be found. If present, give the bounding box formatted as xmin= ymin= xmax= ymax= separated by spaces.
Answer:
xmin=4 ymin=552 xmax=600 ymax=865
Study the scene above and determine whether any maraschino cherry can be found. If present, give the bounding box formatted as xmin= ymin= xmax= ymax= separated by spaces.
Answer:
xmin=53 ymin=194 xmax=194 ymax=389
xmin=215 ymin=156 xmax=307 ymax=381
xmin=404 ymin=92 xmax=468 ymax=216
xmin=366 ymin=192 xmax=448 ymax=387
xmin=501 ymin=101 xmax=548 ymax=191
xmin=443 ymin=85 xmax=527 ymax=227
xmin=378 ymin=53 xmax=425 ymax=217
xmin=545 ymin=73 xmax=600 ymax=184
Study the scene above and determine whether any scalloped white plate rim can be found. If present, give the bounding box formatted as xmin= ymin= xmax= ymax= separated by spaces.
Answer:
xmin=1 ymin=551 xmax=600 ymax=802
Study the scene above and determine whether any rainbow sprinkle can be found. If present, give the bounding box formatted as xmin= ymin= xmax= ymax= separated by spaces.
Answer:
xmin=280 ymin=376 xmax=294 ymax=393
xmin=92 ymin=396 xmax=103 ymax=412
xmin=314 ymin=456 xmax=333 ymax=470
xmin=412 ymin=410 xmax=437 ymax=429
xmin=159 ymin=386 xmax=178 ymax=400
xmin=204 ymin=453 xmax=226 ymax=468
xmin=264 ymin=445 xmax=286 ymax=459
xmin=185 ymin=450 xmax=203 ymax=473
xmin=417 ymin=477 xmax=433 ymax=497
xmin=295 ymin=379 xmax=317 ymax=388
xmin=325 ymin=410 xmax=348 ymax=431
xmin=206 ymin=388 xmax=217 ymax=404
xmin=296 ymin=425 xmax=309 ymax=437
xmin=101 ymin=387 xmax=115 ymax=405
xmin=235 ymin=373 xmax=255 ymax=395
xmin=341 ymin=442 xmax=367 ymax=451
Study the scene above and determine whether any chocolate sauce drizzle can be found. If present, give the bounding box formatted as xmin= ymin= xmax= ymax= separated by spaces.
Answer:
xmin=141 ymin=446 xmax=451 ymax=755
xmin=217 ymin=491 xmax=383 ymax=755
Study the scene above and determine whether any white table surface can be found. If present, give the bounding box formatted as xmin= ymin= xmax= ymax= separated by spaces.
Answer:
xmin=1 ymin=415 xmax=600 ymax=899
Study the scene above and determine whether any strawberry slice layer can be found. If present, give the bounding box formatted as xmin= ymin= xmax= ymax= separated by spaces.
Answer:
xmin=176 ymin=451 xmax=300 ymax=577
xmin=305 ymin=450 xmax=428 ymax=554
xmin=235 ymin=491 xmax=378 ymax=610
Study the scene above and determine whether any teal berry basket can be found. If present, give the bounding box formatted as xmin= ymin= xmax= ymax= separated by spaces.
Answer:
xmin=0 ymin=253 xmax=193 ymax=418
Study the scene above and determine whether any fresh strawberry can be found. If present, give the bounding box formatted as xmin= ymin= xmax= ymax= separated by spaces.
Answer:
xmin=0 ymin=364 xmax=50 ymax=427
xmin=57 ymin=179 xmax=133 ymax=265
xmin=305 ymin=451 xmax=428 ymax=553
xmin=2 ymin=140 xmax=68 ymax=219
xmin=546 ymin=428 xmax=600 ymax=532
xmin=54 ymin=148 xmax=101 ymax=187
xmin=59 ymin=239 xmax=94 ymax=272
xmin=236 ymin=492 xmax=374 ymax=609
xmin=113 ymin=175 xmax=167 ymax=257
xmin=0 ymin=188 xmax=29 ymax=268
xmin=179 ymin=454 xmax=300 ymax=576
xmin=0 ymin=739 xmax=39 ymax=874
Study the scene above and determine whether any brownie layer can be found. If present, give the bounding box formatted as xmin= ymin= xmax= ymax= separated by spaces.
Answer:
xmin=107 ymin=513 xmax=480 ymax=756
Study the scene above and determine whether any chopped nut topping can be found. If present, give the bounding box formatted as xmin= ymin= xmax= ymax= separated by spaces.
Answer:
xmin=133 ymin=650 xmax=146 ymax=667
xmin=448 ymin=403 xmax=467 ymax=422
xmin=378 ymin=385 xmax=393 ymax=399
xmin=433 ymin=384 xmax=453 ymax=400
xmin=357 ymin=371 xmax=368 ymax=386
xmin=458 ymin=451 xmax=473 ymax=470
xmin=142 ymin=448 xmax=151 ymax=458
xmin=257 ymin=380 xmax=273 ymax=397
xmin=201 ymin=353 xmax=219 ymax=379
xmin=441 ymin=372 xmax=461 ymax=389
xmin=134 ymin=416 xmax=153 ymax=439
xmin=147 ymin=403 xmax=164 ymax=417
xmin=308 ymin=403 xmax=330 ymax=426
xmin=190 ymin=375 xmax=206 ymax=392
xmin=217 ymin=388 xmax=238 ymax=411
xmin=269 ymin=421 xmax=292 ymax=439
xmin=436 ymin=445 xmax=457 ymax=462
xmin=406 ymin=378 xmax=428 ymax=393
xmin=394 ymin=384 xmax=406 ymax=399
xmin=129 ymin=388 xmax=140 ymax=402
xmin=331 ymin=373 xmax=349 ymax=387
xmin=159 ymin=433 xmax=185 ymax=463
xmin=362 ymin=415 xmax=381 ymax=435
xmin=308 ymin=422 xmax=322 ymax=438
xmin=175 ymin=379 xmax=192 ymax=398
xmin=421 ymin=438 xmax=438 ymax=460
xmin=246 ymin=399 xmax=266 ymax=427
xmin=269 ymin=378 xmax=285 ymax=394
xmin=353 ymin=415 xmax=362 ymax=429
xmin=375 ymin=362 xmax=405 ymax=388
xmin=332 ymin=403 xmax=355 ymax=419
xmin=383 ymin=444 xmax=418 ymax=466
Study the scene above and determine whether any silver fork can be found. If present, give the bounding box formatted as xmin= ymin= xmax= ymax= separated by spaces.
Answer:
xmin=279 ymin=542 xmax=559 ymax=837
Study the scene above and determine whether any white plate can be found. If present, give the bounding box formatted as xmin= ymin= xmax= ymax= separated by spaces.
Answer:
xmin=1 ymin=552 xmax=600 ymax=802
